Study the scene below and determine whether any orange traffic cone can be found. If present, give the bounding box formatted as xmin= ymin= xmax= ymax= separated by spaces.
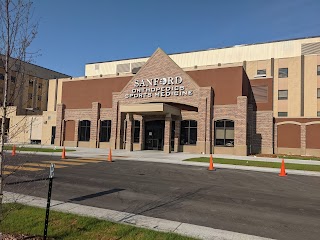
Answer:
xmin=12 ymin=145 xmax=16 ymax=156
xmin=108 ymin=148 xmax=112 ymax=162
xmin=61 ymin=147 xmax=66 ymax=159
xmin=208 ymin=154 xmax=215 ymax=171
xmin=279 ymin=159 xmax=287 ymax=177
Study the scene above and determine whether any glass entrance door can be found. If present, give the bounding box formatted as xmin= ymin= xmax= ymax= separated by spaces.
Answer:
xmin=145 ymin=120 xmax=165 ymax=150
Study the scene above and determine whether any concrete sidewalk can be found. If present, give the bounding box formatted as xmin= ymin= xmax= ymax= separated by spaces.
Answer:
xmin=6 ymin=144 xmax=320 ymax=177
xmin=3 ymin=191 xmax=273 ymax=240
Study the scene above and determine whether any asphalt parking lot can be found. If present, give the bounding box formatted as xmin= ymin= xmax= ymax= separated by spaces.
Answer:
xmin=4 ymin=153 xmax=320 ymax=240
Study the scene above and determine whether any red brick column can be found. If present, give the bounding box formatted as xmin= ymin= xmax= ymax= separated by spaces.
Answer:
xmin=164 ymin=114 xmax=172 ymax=153
xmin=174 ymin=119 xmax=181 ymax=152
xmin=54 ymin=103 xmax=65 ymax=146
xmin=111 ymin=93 xmax=120 ymax=150
xmin=90 ymin=102 xmax=101 ymax=148
xmin=301 ymin=124 xmax=306 ymax=155
xmin=235 ymin=96 xmax=248 ymax=155
xmin=125 ymin=113 xmax=133 ymax=151
xmin=197 ymin=87 xmax=212 ymax=154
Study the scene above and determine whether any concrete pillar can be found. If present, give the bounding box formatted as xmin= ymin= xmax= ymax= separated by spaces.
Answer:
xmin=54 ymin=103 xmax=65 ymax=146
xmin=125 ymin=113 xmax=133 ymax=151
xmin=74 ymin=120 xmax=79 ymax=147
xmin=90 ymin=102 xmax=100 ymax=148
xmin=174 ymin=120 xmax=181 ymax=153
xmin=164 ymin=114 xmax=172 ymax=153
xmin=139 ymin=117 xmax=145 ymax=150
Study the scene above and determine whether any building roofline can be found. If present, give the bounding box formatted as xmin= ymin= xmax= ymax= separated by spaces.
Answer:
xmin=86 ymin=35 xmax=320 ymax=65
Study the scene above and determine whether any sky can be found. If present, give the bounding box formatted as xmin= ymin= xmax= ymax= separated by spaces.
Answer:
xmin=30 ymin=0 xmax=320 ymax=77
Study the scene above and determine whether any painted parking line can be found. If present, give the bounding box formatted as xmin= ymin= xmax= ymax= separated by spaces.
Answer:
xmin=43 ymin=160 xmax=85 ymax=166
xmin=3 ymin=170 xmax=13 ymax=175
xmin=64 ymin=158 xmax=105 ymax=163
xmin=5 ymin=165 xmax=44 ymax=171
xmin=24 ymin=163 xmax=67 ymax=168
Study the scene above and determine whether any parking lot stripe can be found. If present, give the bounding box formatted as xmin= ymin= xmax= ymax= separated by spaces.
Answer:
xmin=3 ymin=170 xmax=12 ymax=175
xmin=24 ymin=163 xmax=67 ymax=168
xmin=5 ymin=165 xmax=44 ymax=171
xmin=65 ymin=158 xmax=105 ymax=163
xmin=43 ymin=160 xmax=85 ymax=165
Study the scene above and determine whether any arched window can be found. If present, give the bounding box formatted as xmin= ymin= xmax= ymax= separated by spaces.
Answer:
xmin=100 ymin=120 xmax=111 ymax=142
xmin=133 ymin=120 xmax=140 ymax=143
xmin=79 ymin=120 xmax=90 ymax=141
xmin=215 ymin=119 xmax=234 ymax=146
xmin=180 ymin=120 xmax=197 ymax=145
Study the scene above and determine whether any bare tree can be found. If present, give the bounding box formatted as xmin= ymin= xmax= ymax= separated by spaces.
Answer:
xmin=0 ymin=0 xmax=38 ymax=221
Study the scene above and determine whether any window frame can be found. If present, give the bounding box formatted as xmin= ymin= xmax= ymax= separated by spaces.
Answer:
xmin=278 ymin=68 xmax=288 ymax=78
xmin=214 ymin=119 xmax=234 ymax=147
xmin=180 ymin=120 xmax=197 ymax=145
xmin=278 ymin=90 xmax=288 ymax=100
xmin=317 ymin=88 xmax=320 ymax=99
xmin=317 ymin=65 xmax=320 ymax=76
xmin=78 ymin=120 xmax=91 ymax=141
xmin=99 ymin=120 xmax=111 ymax=142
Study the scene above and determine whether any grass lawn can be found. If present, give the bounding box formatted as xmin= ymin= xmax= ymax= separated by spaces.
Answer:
xmin=184 ymin=157 xmax=320 ymax=172
xmin=4 ymin=146 xmax=76 ymax=152
xmin=1 ymin=203 xmax=195 ymax=240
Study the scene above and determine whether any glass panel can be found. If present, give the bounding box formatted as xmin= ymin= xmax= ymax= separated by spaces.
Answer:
xmin=278 ymin=68 xmax=288 ymax=78
xmin=225 ymin=120 xmax=234 ymax=128
xmin=181 ymin=120 xmax=189 ymax=128
xmin=317 ymin=65 xmax=320 ymax=76
xmin=190 ymin=120 xmax=197 ymax=127
xmin=257 ymin=69 xmax=266 ymax=75
xmin=215 ymin=120 xmax=224 ymax=128
xmin=215 ymin=139 xmax=225 ymax=146
xmin=225 ymin=129 xmax=234 ymax=139
xmin=317 ymin=89 xmax=320 ymax=98
xmin=189 ymin=128 xmax=197 ymax=145
xmin=278 ymin=90 xmax=288 ymax=100
xmin=278 ymin=112 xmax=288 ymax=117
xmin=180 ymin=127 xmax=188 ymax=145
xmin=133 ymin=127 xmax=140 ymax=143
xmin=215 ymin=129 xmax=225 ymax=139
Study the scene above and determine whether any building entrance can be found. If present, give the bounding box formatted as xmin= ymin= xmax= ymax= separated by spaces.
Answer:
xmin=145 ymin=120 xmax=165 ymax=150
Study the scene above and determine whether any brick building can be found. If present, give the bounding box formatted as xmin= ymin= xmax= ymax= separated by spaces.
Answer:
xmin=43 ymin=36 xmax=320 ymax=156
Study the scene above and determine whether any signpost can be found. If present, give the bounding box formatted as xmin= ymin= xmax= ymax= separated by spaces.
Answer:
xmin=43 ymin=163 xmax=55 ymax=240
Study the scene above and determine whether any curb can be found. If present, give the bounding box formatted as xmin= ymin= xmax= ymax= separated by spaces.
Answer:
xmin=3 ymin=191 xmax=273 ymax=240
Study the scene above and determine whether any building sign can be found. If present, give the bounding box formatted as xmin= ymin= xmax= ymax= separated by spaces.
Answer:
xmin=125 ymin=76 xmax=193 ymax=99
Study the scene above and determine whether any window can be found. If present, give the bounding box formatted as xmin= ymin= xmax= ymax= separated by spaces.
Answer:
xmin=180 ymin=120 xmax=197 ymax=145
xmin=214 ymin=120 xmax=234 ymax=147
xmin=278 ymin=90 xmax=288 ymax=100
xmin=0 ymin=73 xmax=4 ymax=80
xmin=318 ymin=88 xmax=320 ymax=99
xmin=38 ymin=83 xmax=42 ymax=89
xmin=133 ymin=120 xmax=140 ymax=143
xmin=38 ymin=95 xmax=42 ymax=101
xmin=318 ymin=65 xmax=320 ymax=76
xmin=29 ymin=80 xmax=33 ymax=86
xmin=257 ymin=69 xmax=266 ymax=75
xmin=278 ymin=68 xmax=288 ymax=78
xmin=28 ymin=93 xmax=33 ymax=100
xmin=317 ymin=111 xmax=320 ymax=117
xmin=11 ymin=76 xmax=16 ymax=82
xmin=278 ymin=112 xmax=288 ymax=117
xmin=79 ymin=120 xmax=90 ymax=141
xmin=100 ymin=120 xmax=111 ymax=142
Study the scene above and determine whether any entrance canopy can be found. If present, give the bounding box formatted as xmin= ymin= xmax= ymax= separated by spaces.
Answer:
xmin=120 ymin=103 xmax=181 ymax=116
